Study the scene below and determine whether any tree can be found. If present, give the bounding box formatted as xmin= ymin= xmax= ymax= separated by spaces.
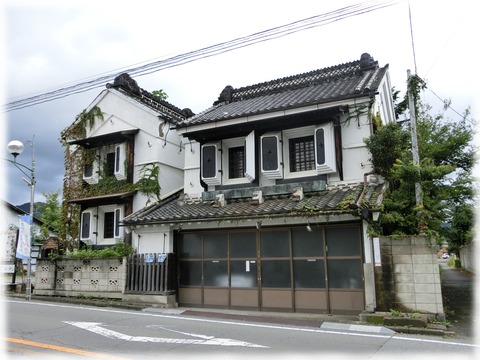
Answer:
xmin=152 ymin=89 xmax=168 ymax=101
xmin=36 ymin=191 xmax=61 ymax=240
xmin=365 ymin=85 xmax=476 ymax=246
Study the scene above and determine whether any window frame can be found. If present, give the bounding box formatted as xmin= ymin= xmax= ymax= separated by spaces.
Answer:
xmin=114 ymin=143 xmax=127 ymax=180
xmin=83 ymin=150 xmax=99 ymax=184
xmin=80 ymin=210 xmax=94 ymax=241
xmin=201 ymin=131 xmax=255 ymax=186
xmin=283 ymin=123 xmax=336 ymax=179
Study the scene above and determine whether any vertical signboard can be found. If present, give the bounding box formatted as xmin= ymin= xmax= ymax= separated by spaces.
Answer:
xmin=16 ymin=215 xmax=32 ymax=260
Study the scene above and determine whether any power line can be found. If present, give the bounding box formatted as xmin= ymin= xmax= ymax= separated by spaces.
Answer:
xmin=3 ymin=0 xmax=402 ymax=112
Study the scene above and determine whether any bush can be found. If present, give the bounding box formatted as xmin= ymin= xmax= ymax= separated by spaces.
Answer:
xmin=49 ymin=243 xmax=134 ymax=260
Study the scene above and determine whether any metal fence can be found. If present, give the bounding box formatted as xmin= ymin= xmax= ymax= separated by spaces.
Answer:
xmin=125 ymin=253 xmax=176 ymax=294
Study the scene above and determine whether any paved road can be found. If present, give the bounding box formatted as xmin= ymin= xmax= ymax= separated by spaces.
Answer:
xmin=439 ymin=259 xmax=475 ymax=339
xmin=4 ymin=299 xmax=476 ymax=358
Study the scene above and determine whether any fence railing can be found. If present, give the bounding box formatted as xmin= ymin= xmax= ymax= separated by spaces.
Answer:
xmin=125 ymin=253 xmax=176 ymax=294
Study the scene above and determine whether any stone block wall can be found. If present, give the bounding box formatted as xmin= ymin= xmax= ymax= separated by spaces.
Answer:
xmin=459 ymin=242 xmax=475 ymax=273
xmin=34 ymin=258 xmax=125 ymax=299
xmin=375 ymin=236 xmax=444 ymax=317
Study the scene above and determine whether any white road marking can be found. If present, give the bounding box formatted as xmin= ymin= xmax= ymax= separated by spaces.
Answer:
xmin=64 ymin=321 xmax=268 ymax=348
xmin=6 ymin=300 xmax=476 ymax=349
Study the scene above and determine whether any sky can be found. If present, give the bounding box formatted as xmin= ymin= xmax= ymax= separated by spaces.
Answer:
xmin=1 ymin=0 xmax=478 ymax=207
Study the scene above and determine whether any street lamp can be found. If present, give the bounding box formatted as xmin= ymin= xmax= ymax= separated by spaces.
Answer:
xmin=6 ymin=137 xmax=35 ymax=301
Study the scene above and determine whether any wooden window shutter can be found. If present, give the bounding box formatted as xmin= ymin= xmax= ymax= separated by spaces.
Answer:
xmin=261 ymin=132 xmax=283 ymax=179
xmin=201 ymin=142 xmax=222 ymax=185
xmin=244 ymin=131 xmax=255 ymax=182
xmin=315 ymin=124 xmax=336 ymax=174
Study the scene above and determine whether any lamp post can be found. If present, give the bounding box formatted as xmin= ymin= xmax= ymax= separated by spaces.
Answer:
xmin=6 ymin=137 xmax=35 ymax=301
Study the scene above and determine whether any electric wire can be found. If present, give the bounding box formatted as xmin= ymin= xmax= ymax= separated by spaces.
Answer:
xmin=3 ymin=0 xmax=402 ymax=112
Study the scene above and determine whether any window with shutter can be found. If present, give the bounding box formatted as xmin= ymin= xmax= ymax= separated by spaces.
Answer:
xmin=201 ymin=142 xmax=222 ymax=185
xmin=221 ymin=132 xmax=256 ymax=185
xmin=114 ymin=143 xmax=127 ymax=180
xmin=81 ymin=211 xmax=92 ymax=240
xmin=315 ymin=124 xmax=336 ymax=174
xmin=83 ymin=151 xmax=99 ymax=184
xmin=282 ymin=124 xmax=336 ymax=179
xmin=261 ymin=132 xmax=283 ymax=179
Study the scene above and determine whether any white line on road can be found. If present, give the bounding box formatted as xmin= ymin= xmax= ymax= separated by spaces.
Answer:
xmin=64 ymin=321 xmax=268 ymax=348
xmin=6 ymin=299 xmax=477 ymax=349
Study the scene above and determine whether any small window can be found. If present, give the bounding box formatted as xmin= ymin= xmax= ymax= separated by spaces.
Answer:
xmin=289 ymin=135 xmax=315 ymax=172
xmin=83 ymin=152 xmax=99 ymax=184
xmin=105 ymin=152 xmax=115 ymax=177
xmin=84 ymin=164 xmax=93 ymax=178
xmin=228 ymin=146 xmax=245 ymax=179
xmin=81 ymin=212 xmax=91 ymax=239
xmin=104 ymin=211 xmax=115 ymax=238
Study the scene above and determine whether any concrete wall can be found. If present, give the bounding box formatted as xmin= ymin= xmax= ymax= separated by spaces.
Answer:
xmin=459 ymin=242 xmax=475 ymax=273
xmin=375 ymin=236 xmax=444 ymax=317
xmin=34 ymin=258 xmax=125 ymax=299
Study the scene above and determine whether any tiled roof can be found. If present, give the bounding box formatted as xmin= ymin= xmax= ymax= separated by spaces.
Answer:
xmin=122 ymin=181 xmax=387 ymax=226
xmin=106 ymin=73 xmax=194 ymax=125
xmin=177 ymin=53 xmax=387 ymax=128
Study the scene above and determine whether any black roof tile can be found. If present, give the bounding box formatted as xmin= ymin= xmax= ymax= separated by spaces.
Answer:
xmin=176 ymin=53 xmax=387 ymax=128
xmin=106 ymin=73 xmax=194 ymax=125
xmin=122 ymin=182 xmax=387 ymax=226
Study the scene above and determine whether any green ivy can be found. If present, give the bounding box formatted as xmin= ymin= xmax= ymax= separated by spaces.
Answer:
xmin=136 ymin=163 xmax=161 ymax=201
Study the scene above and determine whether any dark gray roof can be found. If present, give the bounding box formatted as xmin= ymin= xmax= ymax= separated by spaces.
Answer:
xmin=177 ymin=53 xmax=387 ymax=128
xmin=122 ymin=182 xmax=387 ymax=226
xmin=106 ymin=73 xmax=194 ymax=125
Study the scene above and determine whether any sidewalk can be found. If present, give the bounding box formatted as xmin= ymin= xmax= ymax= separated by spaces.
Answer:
xmin=439 ymin=260 xmax=475 ymax=340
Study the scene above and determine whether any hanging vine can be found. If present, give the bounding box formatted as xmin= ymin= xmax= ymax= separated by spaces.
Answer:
xmin=136 ymin=163 xmax=161 ymax=202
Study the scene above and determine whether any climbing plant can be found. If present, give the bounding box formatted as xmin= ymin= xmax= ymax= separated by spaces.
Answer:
xmin=136 ymin=163 xmax=161 ymax=202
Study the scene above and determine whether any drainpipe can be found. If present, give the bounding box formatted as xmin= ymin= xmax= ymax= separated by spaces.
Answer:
xmin=357 ymin=171 xmax=375 ymax=209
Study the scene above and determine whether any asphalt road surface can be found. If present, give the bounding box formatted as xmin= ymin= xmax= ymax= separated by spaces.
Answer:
xmin=439 ymin=259 xmax=475 ymax=340
xmin=3 ymin=298 xmax=476 ymax=359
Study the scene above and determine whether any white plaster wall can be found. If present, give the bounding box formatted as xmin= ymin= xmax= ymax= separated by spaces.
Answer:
xmin=83 ymin=89 xmax=185 ymax=211
xmin=132 ymin=226 xmax=175 ymax=254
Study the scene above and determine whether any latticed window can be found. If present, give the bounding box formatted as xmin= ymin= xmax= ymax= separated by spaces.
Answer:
xmin=289 ymin=135 xmax=315 ymax=172
xmin=228 ymin=146 xmax=245 ymax=179
xmin=104 ymin=211 xmax=115 ymax=238
xmin=105 ymin=152 xmax=115 ymax=177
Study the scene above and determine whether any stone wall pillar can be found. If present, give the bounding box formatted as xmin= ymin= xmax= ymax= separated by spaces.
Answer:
xmin=375 ymin=236 xmax=444 ymax=317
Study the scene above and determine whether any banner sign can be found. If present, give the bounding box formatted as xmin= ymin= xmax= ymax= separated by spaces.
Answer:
xmin=16 ymin=215 xmax=32 ymax=260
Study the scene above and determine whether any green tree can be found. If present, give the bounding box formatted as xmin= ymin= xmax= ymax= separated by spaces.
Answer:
xmin=36 ymin=191 xmax=61 ymax=240
xmin=152 ymin=89 xmax=168 ymax=101
xmin=365 ymin=92 xmax=476 ymax=245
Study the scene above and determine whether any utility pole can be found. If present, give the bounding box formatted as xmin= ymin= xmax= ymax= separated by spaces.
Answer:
xmin=407 ymin=69 xmax=424 ymax=230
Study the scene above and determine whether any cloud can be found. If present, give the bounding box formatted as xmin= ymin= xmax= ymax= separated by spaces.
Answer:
xmin=2 ymin=0 xmax=477 ymax=207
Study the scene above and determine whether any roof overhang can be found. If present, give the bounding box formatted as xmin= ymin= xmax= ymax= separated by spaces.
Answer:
xmin=68 ymin=129 xmax=139 ymax=148
xmin=178 ymin=104 xmax=350 ymax=142
xmin=68 ymin=191 xmax=137 ymax=207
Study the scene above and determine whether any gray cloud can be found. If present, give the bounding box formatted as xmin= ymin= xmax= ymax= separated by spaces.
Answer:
xmin=2 ymin=0 xmax=477 ymax=208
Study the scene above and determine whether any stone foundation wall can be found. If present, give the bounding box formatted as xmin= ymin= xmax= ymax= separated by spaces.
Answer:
xmin=375 ymin=236 xmax=444 ymax=316
xmin=34 ymin=258 xmax=125 ymax=298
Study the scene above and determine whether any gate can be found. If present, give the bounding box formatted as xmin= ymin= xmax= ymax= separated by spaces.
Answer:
xmin=125 ymin=253 xmax=176 ymax=294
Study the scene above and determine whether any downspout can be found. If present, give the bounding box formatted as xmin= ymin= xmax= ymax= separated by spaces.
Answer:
xmin=356 ymin=171 xmax=375 ymax=209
